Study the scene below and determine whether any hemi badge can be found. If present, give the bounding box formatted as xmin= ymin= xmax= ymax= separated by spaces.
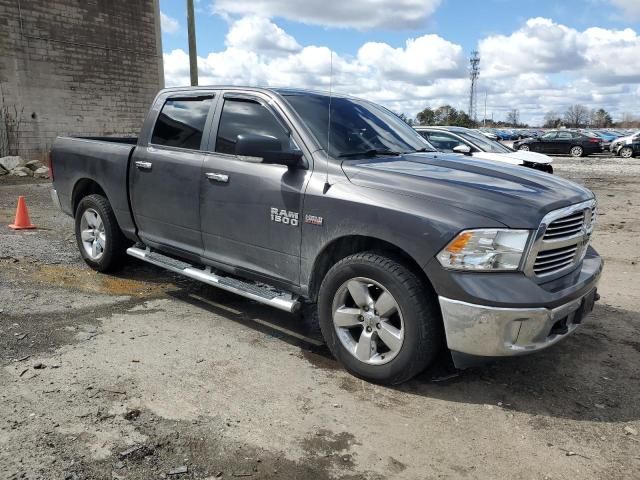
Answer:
xmin=304 ymin=214 xmax=323 ymax=226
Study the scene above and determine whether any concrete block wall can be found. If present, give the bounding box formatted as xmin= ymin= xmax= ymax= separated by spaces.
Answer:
xmin=0 ymin=0 xmax=164 ymax=160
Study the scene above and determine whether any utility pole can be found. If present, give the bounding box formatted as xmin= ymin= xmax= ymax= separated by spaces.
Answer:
xmin=468 ymin=51 xmax=480 ymax=123
xmin=187 ymin=0 xmax=198 ymax=86
xmin=483 ymin=91 xmax=487 ymax=126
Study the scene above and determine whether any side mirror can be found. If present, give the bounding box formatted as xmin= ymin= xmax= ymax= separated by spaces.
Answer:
xmin=453 ymin=144 xmax=472 ymax=155
xmin=235 ymin=133 xmax=302 ymax=167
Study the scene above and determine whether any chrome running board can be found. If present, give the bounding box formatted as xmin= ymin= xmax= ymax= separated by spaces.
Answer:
xmin=126 ymin=246 xmax=301 ymax=313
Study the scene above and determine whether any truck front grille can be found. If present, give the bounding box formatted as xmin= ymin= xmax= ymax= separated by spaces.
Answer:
xmin=543 ymin=211 xmax=585 ymax=240
xmin=533 ymin=245 xmax=578 ymax=275
xmin=526 ymin=200 xmax=596 ymax=280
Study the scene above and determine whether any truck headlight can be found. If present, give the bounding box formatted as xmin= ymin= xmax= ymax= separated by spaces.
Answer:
xmin=437 ymin=229 xmax=530 ymax=271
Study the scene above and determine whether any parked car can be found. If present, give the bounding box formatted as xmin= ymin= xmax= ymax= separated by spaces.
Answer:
xmin=415 ymin=126 xmax=553 ymax=173
xmin=477 ymin=128 xmax=499 ymax=141
xmin=610 ymin=131 xmax=640 ymax=154
xmin=514 ymin=130 xmax=602 ymax=157
xmin=50 ymin=86 xmax=602 ymax=384
xmin=616 ymin=137 xmax=640 ymax=158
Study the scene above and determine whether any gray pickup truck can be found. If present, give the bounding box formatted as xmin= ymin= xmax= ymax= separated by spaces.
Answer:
xmin=50 ymin=87 xmax=603 ymax=384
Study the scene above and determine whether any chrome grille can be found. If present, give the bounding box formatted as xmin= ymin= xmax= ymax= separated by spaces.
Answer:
xmin=525 ymin=199 xmax=596 ymax=280
xmin=533 ymin=245 xmax=578 ymax=275
xmin=543 ymin=211 xmax=585 ymax=240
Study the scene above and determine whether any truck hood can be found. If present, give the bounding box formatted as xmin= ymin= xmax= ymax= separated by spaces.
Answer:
xmin=341 ymin=152 xmax=593 ymax=229
xmin=471 ymin=150 xmax=553 ymax=166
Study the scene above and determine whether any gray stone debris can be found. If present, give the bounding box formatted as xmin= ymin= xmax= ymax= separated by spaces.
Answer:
xmin=0 ymin=155 xmax=24 ymax=171
xmin=34 ymin=166 xmax=50 ymax=178
xmin=10 ymin=166 xmax=32 ymax=177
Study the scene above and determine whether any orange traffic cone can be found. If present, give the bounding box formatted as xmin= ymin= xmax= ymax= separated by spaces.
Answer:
xmin=8 ymin=196 xmax=36 ymax=230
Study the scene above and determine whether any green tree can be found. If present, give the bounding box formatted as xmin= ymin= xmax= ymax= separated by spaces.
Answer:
xmin=590 ymin=108 xmax=613 ymax=128
xmin=416 ymin=107 xmax=435 ymax=125
xmin=397 ymin=112 xmax=415 ymax=126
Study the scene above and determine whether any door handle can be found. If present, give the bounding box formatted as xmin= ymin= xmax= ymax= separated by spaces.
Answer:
xmin=135 ymin=161 xmax=153 ymax=170
xmin=205 ymin=172 xmax=229 ymax=183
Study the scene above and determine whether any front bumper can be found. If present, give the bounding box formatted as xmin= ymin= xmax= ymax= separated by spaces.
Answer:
xmin=439 ymin=286 xmax=597 ymax=359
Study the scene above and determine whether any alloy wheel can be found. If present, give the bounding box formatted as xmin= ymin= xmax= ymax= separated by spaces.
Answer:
xmin=331 ymin=277 xmax=404 ymax=365
xmin=620 ymin=147 xmax=633 ymax=158
xmin=80 ymin=208 xmax=106 ymax=260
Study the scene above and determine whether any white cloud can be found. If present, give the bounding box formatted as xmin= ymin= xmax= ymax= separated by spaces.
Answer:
xmin=163 ymin=15 xmax=640 ymax=125
xmin=160 ymin=12 xmax=180 ymax=34
xmin=212 ymin=0 xmax=442 ymax=30
xmin=226 ymin=16 xmax=301 ymax=53
xmin=480 ymin=18 xmax=640 ymax=85
xmin=479 ymin=18 xmax=585 ymax=77
xmin=610 ymin=0 xmax=640 ymax=20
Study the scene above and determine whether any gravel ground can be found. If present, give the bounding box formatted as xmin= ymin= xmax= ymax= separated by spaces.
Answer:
xmin=1 ymin=155 xmax=639 ymax=479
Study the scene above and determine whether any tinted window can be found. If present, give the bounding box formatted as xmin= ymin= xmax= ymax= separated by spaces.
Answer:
xmin=151 ymin=97 xmax=213 ymax=150
xmin=424 ymin=132 xmax=465 ymax=153
xmin=282 ymin=93 xmax=434 ymax=158
xmin=216 ymin=99 xmax=289 ymax=155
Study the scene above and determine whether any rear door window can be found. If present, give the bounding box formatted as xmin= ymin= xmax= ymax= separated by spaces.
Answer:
xmin=151 ymin=97 xmax=213 ymax=150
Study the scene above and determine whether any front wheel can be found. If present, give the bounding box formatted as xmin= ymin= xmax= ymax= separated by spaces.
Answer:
xmin=318 ymin=252 xmax=442 ymax=384
xmin=518 ymin=144 xmax=530 ymax=151
xmin=619 ymin=146 xmax=634 ymax=158
xmin=570 ymin=145 xmax=584 ymax=157
xmin=75 ymin=194 xmax=127 ymax=272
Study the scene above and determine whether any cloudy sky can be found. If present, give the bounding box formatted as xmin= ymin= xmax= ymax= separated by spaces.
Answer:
xmin=159 ymin=0 xmax=640 ymax=125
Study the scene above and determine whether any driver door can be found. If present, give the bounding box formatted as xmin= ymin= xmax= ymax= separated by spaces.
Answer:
xmin=199 ymin=92 xmax=311 ymax=285
xmin=538 ymin=132 xmax=557 ymax=153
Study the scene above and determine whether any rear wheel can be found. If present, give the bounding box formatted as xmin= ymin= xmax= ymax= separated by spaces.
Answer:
xmin=619 ymin=146 xmax=634 ymax=158
xmin=75 ymin=194 xmax=127 ymax=272
xmin=570 ymin=145 xmax=584 ymax=157
xmin=518 ymin=144 xmax=530 ymax=151
xmin=318 ymin=252 xmax=441 ymax=384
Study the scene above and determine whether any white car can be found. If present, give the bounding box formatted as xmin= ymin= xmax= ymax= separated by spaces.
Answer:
xmin=415 ymin=126 xmax=553 ymax=173
xmin=610 ymin=131 xmax=640 ymax=155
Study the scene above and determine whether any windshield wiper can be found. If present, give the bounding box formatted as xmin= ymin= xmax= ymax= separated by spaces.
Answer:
xmin=338 ymin=149 xmax=403 ymax=158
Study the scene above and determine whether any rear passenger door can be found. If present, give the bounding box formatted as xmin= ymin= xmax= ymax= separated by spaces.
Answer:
xmin=554 ymin=131 xmax=574 ymax=154
xmin=199 ymin=92 xmax=311 ymax=285
xmin=131 ymin=92 xmax=216 ymax=257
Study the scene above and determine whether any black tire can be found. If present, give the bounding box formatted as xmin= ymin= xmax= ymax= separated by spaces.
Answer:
xmin=619 ymin=146 xmax=634 ymax=158
xmin=570 ymin=145 xmax=584 ymax=157
xmin=317 ymin=252 xmax=442 ymax=385
xmin=74 ymin=194 xmax=127 ymax=272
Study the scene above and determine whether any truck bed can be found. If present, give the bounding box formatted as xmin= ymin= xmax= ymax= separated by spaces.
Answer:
xmin=51 ymin=135 xmax=138 ymax=238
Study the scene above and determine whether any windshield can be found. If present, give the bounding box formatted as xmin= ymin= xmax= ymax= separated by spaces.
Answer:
xmin=281 ymin=92 xmax=435 ymax=158
xmin=457 ymin=131 xmax=512 ymax=153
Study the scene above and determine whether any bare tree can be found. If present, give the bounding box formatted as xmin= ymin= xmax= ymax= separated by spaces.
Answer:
xmin=543 ymin=111 xmax=562 ymax=128
xmin=505 ymin=109 xmax=520 ymax=127
xmin=563 ymin=104 xmax=590 ymax=128
xmin=0 ymin=84 xmax=24 ymax=157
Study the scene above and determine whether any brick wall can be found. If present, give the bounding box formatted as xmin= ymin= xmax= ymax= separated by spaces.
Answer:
xmin=0 ymin=0 xmax=164 ymax=160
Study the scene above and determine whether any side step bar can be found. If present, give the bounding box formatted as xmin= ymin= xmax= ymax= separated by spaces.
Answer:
xmin=126 ymin=246 xmax=301 ymax=313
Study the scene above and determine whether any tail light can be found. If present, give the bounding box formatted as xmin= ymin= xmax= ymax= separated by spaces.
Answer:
xmin=47 ymin=151 xmax=54 ymax=181
xmin=588 ymin=138 xmax=600 ymax=143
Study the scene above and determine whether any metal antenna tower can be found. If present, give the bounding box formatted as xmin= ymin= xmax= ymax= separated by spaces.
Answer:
xmin=468 ymin=50 xmax=480 ymax=122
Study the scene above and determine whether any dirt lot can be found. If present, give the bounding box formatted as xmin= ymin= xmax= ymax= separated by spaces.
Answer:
xmin=1 ymin=155 xmax=639 ymax=480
